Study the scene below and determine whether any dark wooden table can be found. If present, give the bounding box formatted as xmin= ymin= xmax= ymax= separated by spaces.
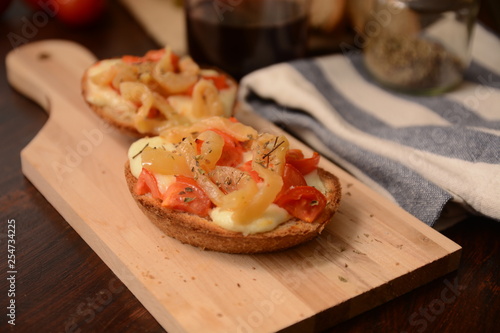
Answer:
xmin=1 ymin=1 xmax=498 ymax=332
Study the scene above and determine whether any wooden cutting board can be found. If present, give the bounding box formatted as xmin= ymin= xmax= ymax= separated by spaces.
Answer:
xmin=7 ymin=40 xmax=461 ymax=333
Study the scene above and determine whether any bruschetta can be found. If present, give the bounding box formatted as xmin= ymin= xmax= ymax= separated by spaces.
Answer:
xmin=82 ymin=47 xmax=237 ymax=137
xmin=125 ymin=117 xmax=342 ymax=253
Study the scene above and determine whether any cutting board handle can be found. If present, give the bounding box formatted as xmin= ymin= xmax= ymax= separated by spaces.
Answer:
xmin=6 ymin=40 xmax=97 ymax=114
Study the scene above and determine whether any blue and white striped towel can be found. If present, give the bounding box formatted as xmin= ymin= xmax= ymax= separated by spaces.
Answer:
xmin=239 ymin=24 xmax=500 ymax=227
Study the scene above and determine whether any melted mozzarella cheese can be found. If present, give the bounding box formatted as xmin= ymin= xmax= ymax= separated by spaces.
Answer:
xmin=304 ymin=170 xmax=326 ymax=194
xmin=210 ymin=204 xmax=290 ymax=235
xmin=166 ymin=95 xmax=193 ymax=119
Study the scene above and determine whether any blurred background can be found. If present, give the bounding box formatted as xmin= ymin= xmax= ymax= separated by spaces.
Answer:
xmin=1 ymin=0 xmax=498 ymax=58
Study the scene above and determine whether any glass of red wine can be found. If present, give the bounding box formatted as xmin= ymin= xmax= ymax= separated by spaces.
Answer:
xmin=184 ymin=0 xmax=311 ymax=80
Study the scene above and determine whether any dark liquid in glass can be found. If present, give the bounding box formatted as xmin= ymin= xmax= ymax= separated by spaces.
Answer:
xmin=186 ymin=0 xmax=308 ymax=80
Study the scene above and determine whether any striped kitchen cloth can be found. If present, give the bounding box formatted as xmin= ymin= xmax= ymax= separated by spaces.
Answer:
xmin=239 ymin=24 xmax=500 ymax=227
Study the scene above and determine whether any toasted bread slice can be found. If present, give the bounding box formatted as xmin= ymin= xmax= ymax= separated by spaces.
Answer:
xmin=125 ymin=161 xmax=342 ymax=254
xmin=81 ymin=48 xmax=238 ymax=137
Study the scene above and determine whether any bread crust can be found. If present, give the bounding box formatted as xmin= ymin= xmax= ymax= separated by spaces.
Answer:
xmin=125 ymin=162 xmax=342 ymax=254
xmin=81 ymin=60 xmax=238 ymax=138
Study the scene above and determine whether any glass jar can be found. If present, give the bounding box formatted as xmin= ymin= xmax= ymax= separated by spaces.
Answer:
xmin=363 ymin=0 xmax=479 ymax=95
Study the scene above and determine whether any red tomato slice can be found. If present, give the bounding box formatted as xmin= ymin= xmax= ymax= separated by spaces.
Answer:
xmin=277 ymin=163 xmax=307 ymax=198
xmin=183 ymin=74 xmax=229 ymax=96
xmin=184 ymin=84 xmax=196 ymax=96
xmin=122 ymin=48 xmax=175 ymax=66
xmin=147 ymin=108 xmax=160 ymax=119
xmin=201 ymin=75 xmax=230 ymax=90
xmin=195 ymin=138 xmax=204 ymax=154
xmin=135 ymin=168 xmax=162 ymax=200
xmin=144 ymin=49 xmax=167 ymax=62
xmin=162 ymin=176 xmax=212 ymax=217
xmin=274 ymin=186 xmax=327 ymax=223
xmin=286 ymin=149 xmax=320 ymax=175
xmin=167 ymin=51 xmax=180 ymax=71
xmin=286 ymin=149 xmax=304 ymax=161
xmin=239 ymin=160 xmax=263 ymax=183
xmin=207 ymin=129 xmax=245 ymax=167
xmin=121 ymin=55 xmax=143 ymax=64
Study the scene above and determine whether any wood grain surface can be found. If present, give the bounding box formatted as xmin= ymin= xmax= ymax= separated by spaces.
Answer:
xmin=0 ymin=1 xmax=498 ymax=333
